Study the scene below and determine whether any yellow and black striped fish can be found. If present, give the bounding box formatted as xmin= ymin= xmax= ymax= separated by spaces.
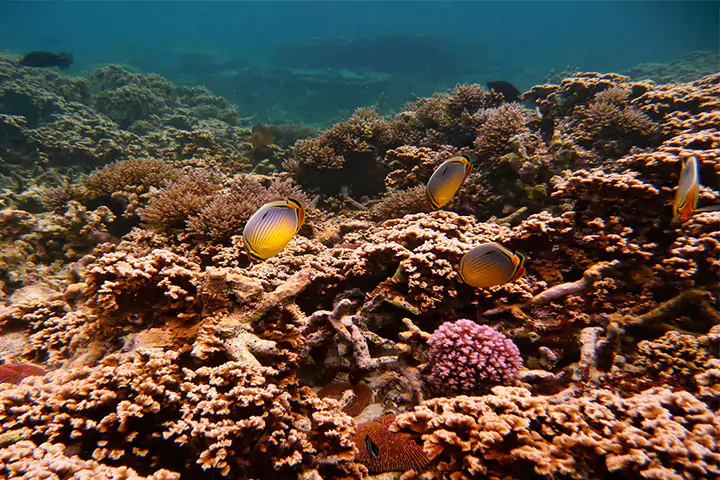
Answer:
xmin=673 ymin=155 xmax=700 ymax=224
xmin=426 ymin=155 xmax=472 ymax=210
xmin=459 ymin=242 xmax=525 ymax=288
xmin=243 ymin=198 xmax=305 ymax=261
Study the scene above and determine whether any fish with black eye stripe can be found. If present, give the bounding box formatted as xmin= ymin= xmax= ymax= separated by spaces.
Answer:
xmin=243 ymin=198 xmax=305 ymax=261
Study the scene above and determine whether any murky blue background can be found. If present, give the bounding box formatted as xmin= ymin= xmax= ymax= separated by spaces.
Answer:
xmin=2 ymin=1 xmax=717 ymax=125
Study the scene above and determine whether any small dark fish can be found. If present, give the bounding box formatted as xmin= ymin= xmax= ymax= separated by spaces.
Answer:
xmin=487 ymin=81 xmax=521 ymax=102
xmin=19 ymin=51 xmax=74 ymax=70
xmin=365 ymin=435 xmax=380 ymax=460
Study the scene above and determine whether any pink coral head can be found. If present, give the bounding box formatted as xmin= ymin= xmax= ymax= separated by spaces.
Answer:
xmin=426 ymin=319 xmax=521 ymax=395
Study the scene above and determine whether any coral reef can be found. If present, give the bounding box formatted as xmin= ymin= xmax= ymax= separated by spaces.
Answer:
xmin=1 ymin=441 xmax=180 ymax=479
xmin=394 ymin=383 xmax=719 ymax=479
xmin=187 ymin=175 xmax=309 ymax=243
xmin=625 ymin=51 xmax=720 ymax=84
xmin=1 ymin=51 xmax=719 ymax=480
xmin=0 ymin=349 xmax=363 ymax=479
xmin=139 ymin=172 xmax=222 ymax=232
xmin=291 ymin=108 xmax=397 ymax=196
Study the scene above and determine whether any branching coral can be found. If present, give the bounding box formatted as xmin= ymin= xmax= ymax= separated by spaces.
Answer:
xmin=572 ymin=86 xmax=661 ymax=156
xmin=368 ymin=185 xmax=428 ymax=221
xmin=472 ymin=103 xmax=532 ymax=161
xmin=0 ymin=349 xmax=364 ymax=479
xmin=139 ymin=172 xmax=221 ymax=232
xmin=394 ymin=384 xmax=720 ymax=479
xmin=0 ymin=440 xmax=180 ymax=479
xmin=81 ymin=157 xmax=182 ymax=218
xmin=291 ymin=107 xmax=396 ymax=196
xmin=382 ymin=144 xmax=461 ymax=190
xmin=84 ymin=242 xmax=203 ymax=327
xmin=187 ymin=175 xmax=309 ymax=243
xmin=637 ymin=331 xmax=710 ymax=387
xmin=392 ymin=84 xmax=503 ymax=147
xmin=340 ymin=211 xmax=535 ymax=312
xmin=426 ymin=319 xmax=522 ymax=394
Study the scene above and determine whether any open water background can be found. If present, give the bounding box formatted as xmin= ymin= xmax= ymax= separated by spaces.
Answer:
xmin=2 ymin=0 xmax=718 ymax=125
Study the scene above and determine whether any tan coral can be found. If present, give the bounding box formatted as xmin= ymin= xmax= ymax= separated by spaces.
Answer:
xmin=0 ymin=440 xmax=180 ymax=479
xmin=382 ymin=145 xmax=460 ymax=190
xmin=0 ymin=348 xmax=364 ymax=479
xmin=394 ymin=385 xmax=720 ymax=479
xmin=85 ymin=242 xmax=203 ymax=327
xmin=637 ymin=331 xmax=710 ymax=387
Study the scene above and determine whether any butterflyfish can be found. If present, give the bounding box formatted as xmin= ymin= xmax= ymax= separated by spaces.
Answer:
xmin=673 ymin=156 xmax=700 ymax=224
xmin=459 ymin=242 xmax=526 ymax=288
xmin=243 ymin=198 xmax=305 ymax=261
xmin=426 ymin=155 xmax=473 ymax=210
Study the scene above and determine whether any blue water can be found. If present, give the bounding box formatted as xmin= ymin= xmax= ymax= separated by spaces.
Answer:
xmin=2 ymin=0 xmax=717 ymax=125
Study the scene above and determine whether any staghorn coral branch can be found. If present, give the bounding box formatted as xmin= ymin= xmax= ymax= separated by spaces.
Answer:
xmin=529 ymin=260 xmax=620 ymax=306
xmin=398 ymin=317 xmax=431 ymax=343
xmin=490 ymin=206 xmax=528 ymax=226
xmin=484 ymin=260 xmax=620 ymax=316
xmin=249 ymin=269 xmax=314 ymax=323
xmin=616 ymin=288 xmax=719 ymax=328
xmin=341 ymin=316 xmax=398 ymax=371
xmin=340 ymin=193 xmax=367 ymax=211
xmin=226 ymin=329 xmax=280 ymax=368
xmin=306 ymin=298 xmax=399 ymax=371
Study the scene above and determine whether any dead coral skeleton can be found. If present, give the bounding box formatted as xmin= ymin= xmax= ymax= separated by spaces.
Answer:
xmin=303 ymin=298 xmax=399 ymax=372
xmin=484 ymin=260 xmax=621 ymax=315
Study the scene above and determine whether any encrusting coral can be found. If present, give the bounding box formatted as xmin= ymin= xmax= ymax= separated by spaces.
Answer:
xmin=393 ymin=382 xmax=720 ymax=479
xmin=0 ymin=349 xmax=364 ymax=479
